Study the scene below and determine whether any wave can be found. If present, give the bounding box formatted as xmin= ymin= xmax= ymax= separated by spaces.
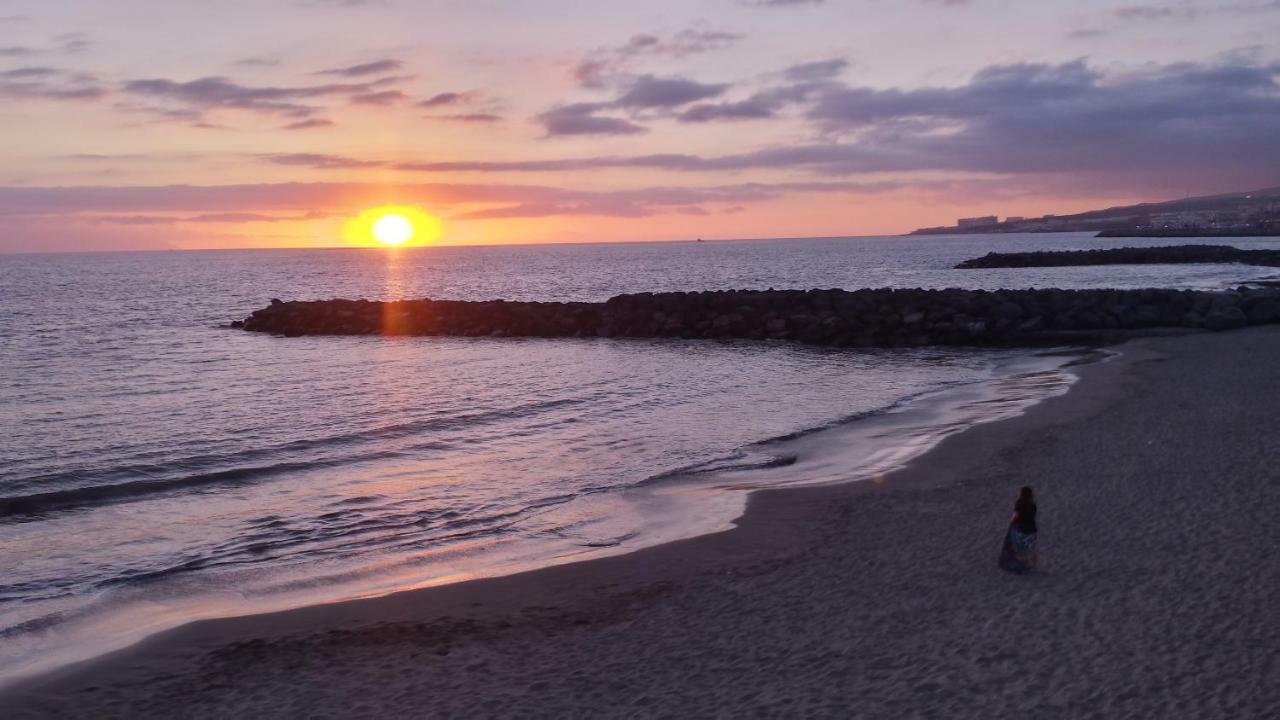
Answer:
xmin=1 ymin=397 xmax=583 ymax=519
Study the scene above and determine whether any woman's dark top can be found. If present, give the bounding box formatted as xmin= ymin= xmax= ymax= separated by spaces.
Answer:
xmin=1012 ymin=498 xmax=1037 ymax=534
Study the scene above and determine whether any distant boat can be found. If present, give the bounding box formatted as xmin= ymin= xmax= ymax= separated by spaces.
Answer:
xmin=696 ymin=238 xmax=705 ymax=243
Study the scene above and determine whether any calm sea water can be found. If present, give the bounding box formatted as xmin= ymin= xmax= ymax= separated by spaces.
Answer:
xmin=3 ymin=232 xmax=1279 ymax=681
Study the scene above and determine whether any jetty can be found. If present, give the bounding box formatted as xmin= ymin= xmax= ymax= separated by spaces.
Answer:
xmin=234 ymin=287 xmax=1280 ymax=348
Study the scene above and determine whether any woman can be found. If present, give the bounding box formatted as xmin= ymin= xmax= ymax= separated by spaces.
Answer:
xmin=998 ymin=486 xmax=1038 ymax=573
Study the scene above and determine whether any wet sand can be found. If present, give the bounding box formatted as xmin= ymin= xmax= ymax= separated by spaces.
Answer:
xmin=6 ymin=327 xmax=1279 ymax=718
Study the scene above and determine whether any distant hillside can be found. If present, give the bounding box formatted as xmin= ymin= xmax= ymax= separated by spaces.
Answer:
xmin=909 ymin=186 xmax=1280 ymax=236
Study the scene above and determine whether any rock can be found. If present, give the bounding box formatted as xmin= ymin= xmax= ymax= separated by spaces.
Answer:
xmin=1204 ymin=307 xmax=1248 ymax=331
xmin=234 ymin=287 xmax=1280 ymax=348
xmin=1246 ymin=300 xmax=1279 ymax=324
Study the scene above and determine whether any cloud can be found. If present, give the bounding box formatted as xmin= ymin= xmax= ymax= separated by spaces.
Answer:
xmin=783 ymin=59 xmax=848 ymax=82
xmin=281 ymin=118 xmax=334 ymax=130
xmin=259 ymin=57 xmax=1280 ymax=193
xmin=316 ymin=59 xmax=402 ymax=77
xmin=612 ymin=75 xmax=729 ymax=108
xmin=350 ymin=89 xmax=406 ymax=105
xmin=0 ymin=67 xmax=107 ymax=101
xmin=537 ymin=75 xmax=729 ymax=136
xmin=537 ymin=102 xmax=647 ymax=136
xmin=121 ymin=75 xmax=404 ymax=121
xmin=262 ymin=153 xmax=382 ymax=169
xmin=676 ymin=83 xmax=820 ymax=123
xmin=0 ymin=66 xmax=59 ymax=79
xmin=418 ymin=91 xmax=475 ymax=108
xmin=424 ymin=113 xmax=502 ymax=122
xmin=1113 ymin=1 xmax=1280 ymax=21
xmin=235 ymin=56 xmax=282 ymax=68
xmin=0 ymin=180 xmax=899 ymax=223
xmin=678 ymin=93 xmax=782 ymax=122
xmin=573 ymin=27 xmax=741 ymax=88
xmin=1115 ymin=4 xmax=1195 ymax=20
xmin=797 ymin=57 xmax=1280 ymax=188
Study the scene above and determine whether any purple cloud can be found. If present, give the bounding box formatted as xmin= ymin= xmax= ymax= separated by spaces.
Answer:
xmin=350 ymin=89 xmax=406 ymax=105
xmin=281 ymin=118 xmax=334 ymax=130
xmin=316 ymin=59 xmax=402 ymax=77
xmin=537 ymin=102 xmax=647 ymax=136
xmin=783 ymin=59 xmax=848 ymax=82
xmin=122 ymin=75 xmax=405 ymax=120
xmin=612 ymin=75 xmax=729 ymax=108
xmin=0 ymin=180 xmax=896 ymax=222
xmin=424 ymin=113 xmax=502 ymax=122
xmin=573 ymin=28 xmax=741 ymax=89
xmin=419 ymin=91 xmax=477 ymax=108
xmin=262 ymin=153 xmax=381 ymax=169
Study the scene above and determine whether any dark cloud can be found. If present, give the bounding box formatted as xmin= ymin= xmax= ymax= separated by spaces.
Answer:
xmin=799 ymin=57 xmax=1280 ymax=188
xmin=783 ymin=59 xmax=848 ymax=82
xmin=317 ymin=59 xmax=402 ymax=77
xmin=537 ymin=102 xmax=647 ymax=137
xmin=677 ymin=83 xmax=820 ymax=123
xmin=281 ymin=118 xmax=334 ymax=130
xmin=0 ymin=46 xmax=35 ymax=57
xmin=612 ymin=75 xmax=729 ymax=108
xmin=538 ymin=75 xmax=729 ymax=136
xmin=268 ymin=57 xmax=1280 ymax=193
xmin=678 ymin=93 xmax=782 ymax=122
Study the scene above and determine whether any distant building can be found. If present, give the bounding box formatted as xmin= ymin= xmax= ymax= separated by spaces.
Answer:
xmin=957 ymin=215 xmax=998 ymax=228
xmin=1005 ymin=216 xmax=1026 ymax=223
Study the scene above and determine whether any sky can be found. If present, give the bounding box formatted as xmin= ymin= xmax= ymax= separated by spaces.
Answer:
xmin=1 ymin=0 xmax=1278 ymax=252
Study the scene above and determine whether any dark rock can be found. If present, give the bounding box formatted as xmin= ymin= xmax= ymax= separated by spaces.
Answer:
xmin=234 ymin=287 xmax=1280 ymax=348
xmin=956 ymin=245 xmax=1280 ymax=270
xmin=1204 ymin=307 xmax=1248 ymax=331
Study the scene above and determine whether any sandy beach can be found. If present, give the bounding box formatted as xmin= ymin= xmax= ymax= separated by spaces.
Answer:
xmin=6 ymin=325 xmax=1279 ymax=719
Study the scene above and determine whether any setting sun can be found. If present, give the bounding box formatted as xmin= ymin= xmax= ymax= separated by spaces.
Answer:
xmin=345 ymin=205 xmax=444 ymax=247
xmin=373 ymin=213 xmax=414 ymax=245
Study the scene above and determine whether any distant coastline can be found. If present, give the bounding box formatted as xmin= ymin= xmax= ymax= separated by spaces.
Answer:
xmin=908 ymin=184 xmax=1280 ymax=237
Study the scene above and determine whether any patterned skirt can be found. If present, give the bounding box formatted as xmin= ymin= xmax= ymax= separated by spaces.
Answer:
xmin=998 ymin=526 xmax=1037 ymax=573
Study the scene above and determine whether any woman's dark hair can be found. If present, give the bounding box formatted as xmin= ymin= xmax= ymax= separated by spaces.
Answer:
xmin=1016 ymin=486 xmax=1034 ymax=504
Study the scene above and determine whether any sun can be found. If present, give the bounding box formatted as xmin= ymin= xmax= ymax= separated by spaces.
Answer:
xmin=373 ymin=213 xmax=414 ymax=246
xmin=345 ymin=205 xmax=444 ymax=247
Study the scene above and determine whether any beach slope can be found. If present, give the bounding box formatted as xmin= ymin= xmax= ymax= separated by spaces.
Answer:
xmin=7 ymin=327 xmax=1279 ymax=718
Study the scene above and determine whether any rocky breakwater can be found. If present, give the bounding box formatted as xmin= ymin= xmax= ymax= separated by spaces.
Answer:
xmin=233 ymin=287 xmax=1280 ymax=348
xmin=957 ymin=244 xmax=1280 ymax=269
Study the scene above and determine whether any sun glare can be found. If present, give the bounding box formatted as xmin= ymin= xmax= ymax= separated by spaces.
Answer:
xmin=373 ymin=213 xmax=414 ymax=245
xmin=346 ymin=205 xmax=444 ymax=247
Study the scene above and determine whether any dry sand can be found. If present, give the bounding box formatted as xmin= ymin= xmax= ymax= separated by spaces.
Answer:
xmin=6 ymin=327 xmax=1279 ymax=719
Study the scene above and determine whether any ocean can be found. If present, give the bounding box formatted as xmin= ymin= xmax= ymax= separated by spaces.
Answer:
xmin=3 ymin=232 xmax=1279 ymax=682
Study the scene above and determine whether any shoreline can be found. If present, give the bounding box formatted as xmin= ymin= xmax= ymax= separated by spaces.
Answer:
xmin=0 ymin=346 xmax=1082 ymax=687
xmin=8 ymin=327 xmax=1280 ymax=717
